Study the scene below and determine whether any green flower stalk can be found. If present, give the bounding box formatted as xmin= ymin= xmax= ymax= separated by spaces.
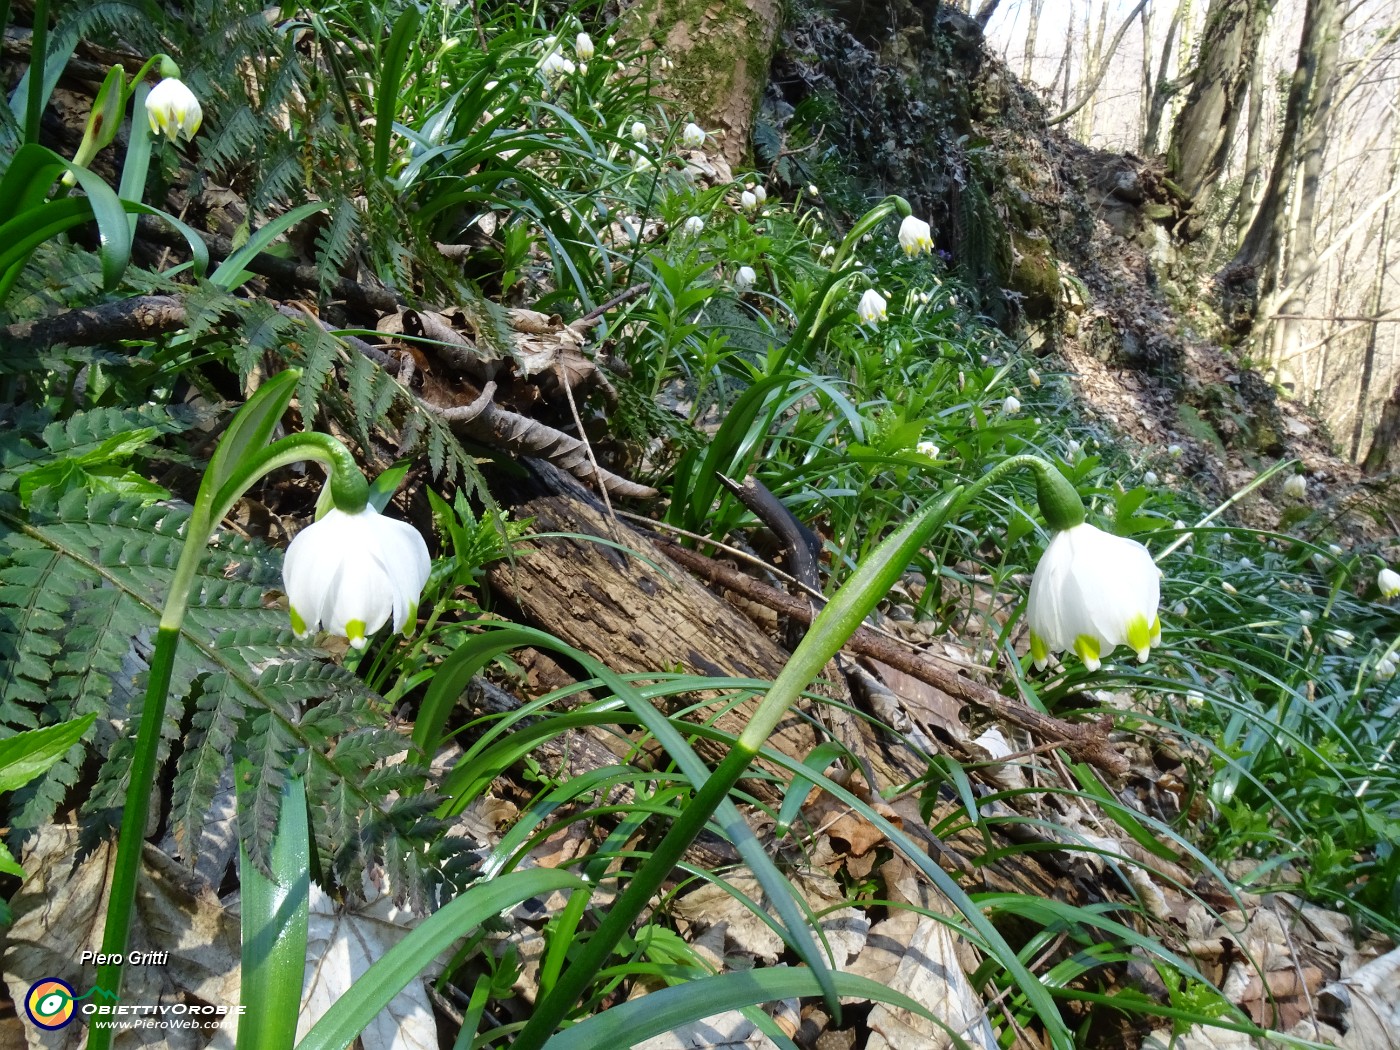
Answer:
xmin=89 ymin=371 xmax=427 ymax=1050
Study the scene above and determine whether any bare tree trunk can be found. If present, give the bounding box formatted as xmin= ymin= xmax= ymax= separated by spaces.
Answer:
xmin=1078 ymin=0 xmax=1112 ymax=140
xmin=1167 ymin=0 xmax=1270 ymax=222
xmin=1237 ymin=28 xmax=1269 ymax=227
xmin=975 ymin=0 xmax=1003 ymax=27
xmin=1143 ymin=1 xmax=1185 ymax=153
xmin=1023 ymin=0 xmax=1045 ymax=81
xmin=1269 ymin=0 xmax=1343 ymax=367
xmin=620 ymin=0 xmax=783 ymax=165
xmin=1227 ymin=0 xmax=1340 ymax=307
xmin=1050 ymin=0 xmax=1152 ymax=127
xmin=1052 ymin=16 xmax=1076 ymax=113
xmin=1348 ymin=106 xmax=1400 ymax=459
xmin=1362 ymin=377 xmax=1400 ymax=473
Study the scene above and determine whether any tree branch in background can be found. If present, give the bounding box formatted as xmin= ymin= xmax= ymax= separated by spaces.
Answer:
xmin=1049 ymin=0 xmax=1151 ymax=126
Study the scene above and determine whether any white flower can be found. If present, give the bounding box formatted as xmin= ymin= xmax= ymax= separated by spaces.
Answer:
xmin=1172 ymin=601 xmax=1188 ymax=617
xmin=1003 ymin=396 xmax=1021 ymax=414
xmin=753 ymin=184 xmax=767 ymax=204
xmin=1283 ymin=474 xmax=1307 ymax=500
xmin=283 ymin=507 xmax=431 ymax=650
xmin=1168 ymin=444 xmax=1183 ymax=457
xmin=1027 ymin=368 xmax=1041 ymax=388
xmin=897 ymin=215 xmax=933 ymax=256
xmin=819 ymin=245 xmax=835 ymax=260
xmin=1026 ymin=523 xmax=1161 ymax=672
xmin=1066 ymin=439 xmax=1081 ymax=459
xmin=146 ymin=77 xmax=202 ymax=141
xmin=1327 ymin=628 xmax=1355 ymax=649
xmin=631 ymin=120 xmax=647 ymax=141
xmin=1185 ymin=690 xmax=1205 ymax=709
xmin=575 ymin=32 xmax=594 ymax=60
xmin=680 ymin=122 xmax=705 ymax=148
xmin=1299 ymin=609 xmax=1314 ymax=625
xmin=734 ymin=265 xmax=756 ymax=293
xmin=1221 ymin=580 xmax=1238 ymax=595
xmin=542 ymin=51 xmax=575 ymax=78
xmin=856 ymin=288 xmax=887 ymax=324
xmin=807 ymin=183 xmax=820 ymax=196
xmin=1329 ymin=543 xmax=1344 ymax=557
xmin=1377 ymin=654 xmax=1397 ymax=680
xmin=916 ymin=440 xmax=939 ymax=458
xmin=1378 ymin=568 xmax=1400 ymax=598
xmin=740 ymin=190 xmax=758 ymax=212
xmin=682 ymin=215 xmax=704 ymax=236
xmin=1143 ymin=471 xmax=1158 ymax=487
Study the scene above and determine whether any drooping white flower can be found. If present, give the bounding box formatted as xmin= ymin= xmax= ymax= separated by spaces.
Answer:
xmin=146 ymin=77 xmax=202 ymax=141
xmin=740 ymin=190 xmax=758 ymax=212
xmin=631 ymin=120 xmax=647 ymax=141
xmin=897 ymin=215 xmax=933 ymax=256
xmin=752 ymin=184 xmax=767 ymax=204
xmin=1185 ymin=690 xmax=1205 ymax=709
xmin=916 ymin=440 xmax=939 ymax=458
xmin=1143 ymin=471 xmax=1159 ymax=487
xmin=1283 ymin=474 xmax=1307 ymax=500
xmin=1378 ymin=567 xmax=1399 ymax=598
xmin=1168 ymin=444 xmax=1183 ymax=457
xmin=682 ymin=215 xmax=704 ymax=236
xmin=1221 ymin=580 xmax=1238 ymax=595
xmin=1003 ymin=395 xmax=1021 ymax=414
xmin=283 ymin=506 xmax=431 ymax=649
xmin=1026 ymin=523 xmax=1161 ymax=672
xmin=1377 ymin=653 xmax=1397 ymax=680
xmin=734 ymin=265 xmax=756 ymax=293
xmin=680 ymin=122 xmax=705 ymax=149
xmin=807 ymin=183 xmax=820 ymax=196
xmin=542 ymin=51 xmax=575 ymax=78
xmin=856 ymin=288 xmax=887 ymax=325
xmin=1027 ymin=368 xmax=1041 ymax=388
xmin=575 ymin=32 xmax=594 ymax=61
xmin=819 ymin=244 xmax=835 ymax=260
xmin=1327 ymin=628 xmax=1355 ymax=649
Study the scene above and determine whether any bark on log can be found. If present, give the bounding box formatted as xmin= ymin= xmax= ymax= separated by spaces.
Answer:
xmin=485 ymin=459 xmax=816 ymax=787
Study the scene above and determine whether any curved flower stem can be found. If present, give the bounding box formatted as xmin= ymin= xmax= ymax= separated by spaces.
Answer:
xmin=89 ymin=409 xmax=365 ymax=1050
xmin=512 ymin=484 xmax=962 ymax=1050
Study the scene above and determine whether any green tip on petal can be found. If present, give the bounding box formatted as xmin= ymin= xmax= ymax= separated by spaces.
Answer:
xmin=1126 ymin=614 xmax=1153 ymax=662
xmin=345 ymin=618 xmax=368 ymax=649
xmin=1150 ymin=614 xmax=1161 ymax=645
xmin=289 ymin=606 xmax=308 ymax=636
xmin=1030 ymin=630 xmax=1049 ymax=670
xmin=1074 ymin=634 xmax=1101 ymax=672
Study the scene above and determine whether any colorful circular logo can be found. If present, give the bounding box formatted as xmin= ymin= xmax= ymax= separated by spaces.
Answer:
xmin=25 ymin=978 xmax=77 ymax=1030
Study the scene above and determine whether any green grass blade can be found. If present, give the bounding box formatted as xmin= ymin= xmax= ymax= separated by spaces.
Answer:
xmin=211 ymin=201 xmax=329 ymax=290
xmin=373 ymin=6 xmax=422 ymax=181
xmin=294 ymin=868 xmax=584 ymax=1050
xmin=540 ymin=968 xmax=975 ymax=1050
xmin=0 ymin=713 xmax=95 ymax=793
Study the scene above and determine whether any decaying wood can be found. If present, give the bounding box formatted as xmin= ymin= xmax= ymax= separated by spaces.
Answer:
xmin=484 ymin=459 xmax=814 ymax=791
xmin=650 ymin=534 xmax=1131 ymax=777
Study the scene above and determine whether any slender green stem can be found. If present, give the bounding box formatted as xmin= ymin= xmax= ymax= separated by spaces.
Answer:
xmin=23 ymin=0 xmax=49 ymax=144
xmin=90 ymin=624 xmax=181 ymax=1049
xmin=513 ymin=485 xmax=964 ymax=1050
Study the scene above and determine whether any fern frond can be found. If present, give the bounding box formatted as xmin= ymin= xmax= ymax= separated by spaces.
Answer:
xmin=316 ymin=198 xmax=361 ymax=304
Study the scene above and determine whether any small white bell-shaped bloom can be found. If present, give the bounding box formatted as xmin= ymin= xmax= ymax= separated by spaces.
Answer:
xmin=1379 ymin=567 xmax=1400 ymax=598
xmin=631 ymin=120 xmax=647 ymax=141
xmin=283 ymin=507 xmax=431 ymax=649
xmin=542 ymin=51 xmax=575 ymax=79
xmin=146 ymin=77 xmax=203 ymax=141
xmin=740 ymin=190 xmax=758 ymax=212
xmin=682 ymin=215 xmax=705 ymax=236
xmin=680 ymin=122 xmax=706 ymax=149
xmin=1143 ymin=471 xmax=1158 ymax=487
xmin=856 ymin=288 xmax=887 ymax=325
xmin=734 ymin=265 xmax=756 ymax=293
xmin=1283 ymin=474 xmax=1307 ymax=500
xmin=575 ymin=32 xmax=595 ymax=61
xmin=752 ymin=184 xmax=767 ymax=204
xmin=916 ymin=440 xmax=939 ymax=458
xmin=1003 ymin=395 xmax=1021 ymax=414
xmin=897 ymin=215 xmax=933 ymax=256
xmin=1027 ymin=523 xmax=1161 ymax=672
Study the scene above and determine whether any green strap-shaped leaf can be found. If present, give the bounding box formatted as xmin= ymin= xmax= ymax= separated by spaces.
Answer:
xmin=373 ymin=6 xmax=422 ymax=181
xmin=0 ymin=713 xmax=96 ymax=793
xmin=210 ymin=200 xmax=330 ymax=291
xmin=294 ymin=868 xmax=583 ymax=1050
